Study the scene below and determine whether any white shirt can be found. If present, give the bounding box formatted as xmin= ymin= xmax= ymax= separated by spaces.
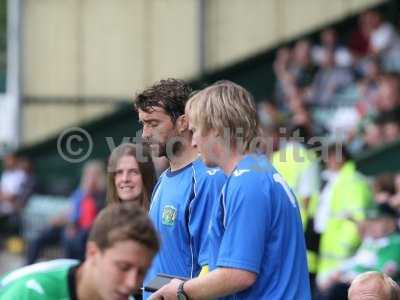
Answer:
xmin=1 ymin=169 xmax=26 ymax=196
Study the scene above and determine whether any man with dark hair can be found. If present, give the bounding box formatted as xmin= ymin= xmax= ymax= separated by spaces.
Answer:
xmin=0 ymin=202 xmax=159 ymax=300
xmin=133 ymin=79 xmax=226 ymax=299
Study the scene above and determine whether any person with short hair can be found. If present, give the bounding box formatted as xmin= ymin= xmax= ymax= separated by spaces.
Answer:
xmin=0 ymin=153 xmax=27 ymax=216
xmin=133 ymin=78 xmax=226 ymax=300
xmin=107 ymin=143 xmax=157 ymax=210
xmin=25 ymin=160 xmax=106 ymax=265
xmin=348 ymin=271 xmax=400 ymax=300
xmin=318 ymin=203 xmax=400 ymax=300
xmin=150 ymin=80 xmax=311 ymax=300
xmin=1 ymin=202 xmax=159 ymax=300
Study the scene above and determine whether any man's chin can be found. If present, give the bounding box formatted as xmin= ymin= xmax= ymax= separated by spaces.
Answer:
xmin=113 ymin=291 xmax=131 ymax=300
xmin=202 ymin=158 xmax=218 ymax=168
xmin=149 ymin=144 xmax=166 ymax=157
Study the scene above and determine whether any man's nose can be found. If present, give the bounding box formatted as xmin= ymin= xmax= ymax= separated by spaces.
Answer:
xmin=124 ymin=270 xmax=140 ymax=292
xmin=142 ymin=125 xmax=151 ymax=140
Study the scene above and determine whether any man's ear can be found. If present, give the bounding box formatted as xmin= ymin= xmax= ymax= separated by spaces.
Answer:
xmin=176 ymin=114 xmax=189 ymax=134
xmin=86 ymin=241 xmax=100 ymax=264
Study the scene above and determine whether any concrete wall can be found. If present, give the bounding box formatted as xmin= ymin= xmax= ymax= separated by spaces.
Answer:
xmin=21 ymin=0 xmax=384 ymax=144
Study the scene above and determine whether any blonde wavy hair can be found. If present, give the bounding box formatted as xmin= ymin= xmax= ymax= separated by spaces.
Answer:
xmin=186 ymin=80 xmax=260 ymax=152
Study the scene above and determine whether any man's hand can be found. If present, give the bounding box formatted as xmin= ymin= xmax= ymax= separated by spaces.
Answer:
xmin=149 ymin=278 xmax=183 ymax=300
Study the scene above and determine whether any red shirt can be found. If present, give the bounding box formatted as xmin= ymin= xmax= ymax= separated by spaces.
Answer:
xmin=78 ymin=194 xmax=97 ymax=230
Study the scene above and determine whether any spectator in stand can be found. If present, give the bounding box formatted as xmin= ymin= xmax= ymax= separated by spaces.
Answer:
xmin=318 ymin=203 xmax=400 ymax=300
xmin=389 ymin=173 xmax=400 ymax=213
xmin=17 ymin=157 xmax=36 ymax=207
xmin=369 ymin=173 xmax=400 ymax=219
xmin=379 ymin=109 xmax=400 ymax=144
xmin=273 ymin=47 xmax=293 ymax=110
xmin=307 ymin=48 xmax=354 ymax=106
xmin=376 ymin=72 xmax=400 ymax=114
xmin=257 ymin=101 xmax=285 ymax=129
xmin=374 ymin=174 xmax=396 ymax=205
xmin=273 ymin=41 xmax=317 ymax=111
xmin=357 ymin=59 xmax=381 ymax=116
xmin=365 ymin=10 xmax=400 ymax=72
xmin=348 ymin=12 xmax=371 ymax=59
xmin=355 ymin=117 xmax=383 ymax=151
xmin=316 ymin=145 xmax=372 ymax=296
xmin=256 ymin=101 xmax=284 ymax=157
xmin=272 ymin=119 xmax=320 ymax=232
xmin=312 ymin=28 xmax=353 ymax=68
xmin=0 ymin=153 xmax=27 ymax=216
xmin=63 ymin=160 xmax=106 ymax=261
xmin=25 ymin=160 xmax=106 ymax=265
xmin=289 ymin=40 xmax=317 ymax=95
xmin=0 ymin=153 xmax=34 ymax=237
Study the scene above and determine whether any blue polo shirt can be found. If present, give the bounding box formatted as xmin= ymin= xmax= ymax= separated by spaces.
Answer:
xmin=143 ymin=158 xmax=226 ymax=299
xmin=208 ymin=154 xmax=311 ymax=300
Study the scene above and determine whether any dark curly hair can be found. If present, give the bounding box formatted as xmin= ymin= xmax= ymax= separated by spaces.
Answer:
xmin=133 ymin=78 xmax=193 ymax=122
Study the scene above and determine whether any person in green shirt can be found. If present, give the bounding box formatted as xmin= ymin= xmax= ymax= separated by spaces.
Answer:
xmin=0 ymin=201 xmax=159 ymax=300
xmin=318 ymin=203 xmax=400 ymax=300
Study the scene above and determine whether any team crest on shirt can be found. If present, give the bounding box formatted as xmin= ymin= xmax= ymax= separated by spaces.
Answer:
xmin=162 ymin=205 xmax=177 ymax=226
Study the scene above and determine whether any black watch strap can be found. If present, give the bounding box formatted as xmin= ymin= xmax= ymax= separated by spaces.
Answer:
xmin=177 ymin=281 xmax=190 ymax=300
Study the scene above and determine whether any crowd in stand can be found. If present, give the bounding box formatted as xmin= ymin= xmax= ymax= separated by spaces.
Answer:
xmin=265 ymin=9 xmax=400 ymax=300
xmin=271 ymin=10 xmax=400 ymax=149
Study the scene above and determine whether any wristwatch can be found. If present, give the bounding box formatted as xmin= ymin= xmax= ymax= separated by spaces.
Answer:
xmin=177 ymin=281 xmax=190 ymax=300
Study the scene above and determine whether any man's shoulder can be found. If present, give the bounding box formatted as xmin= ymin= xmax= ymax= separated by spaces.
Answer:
xmin=0 ymin=259 xmax=78 ymax=299
xmin=1 ymin=259 xmax=78 ymax=288
xmin=192 ymin=159 xmax=226 ymax=183
xmin=231 ymin=155 xmax=273 ymax=182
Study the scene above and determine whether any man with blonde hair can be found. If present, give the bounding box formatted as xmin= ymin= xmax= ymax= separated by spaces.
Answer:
xmin=348 ymin=271 xmax=400 ymax=300
xmin=150 ymin=81 xmax=311 ymax=300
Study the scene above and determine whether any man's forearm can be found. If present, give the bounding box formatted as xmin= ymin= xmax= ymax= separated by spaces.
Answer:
xmin=184 ymin=268 xmax=256 ymax=300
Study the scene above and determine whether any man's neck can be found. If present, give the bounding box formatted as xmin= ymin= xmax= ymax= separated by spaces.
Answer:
xmin=219 ymin=148 xmax=245 ymax=175
xmin=169 ymin=145 xmax=199 ymax=172
xmin=76 ymin=264 xmax=101 ymax=300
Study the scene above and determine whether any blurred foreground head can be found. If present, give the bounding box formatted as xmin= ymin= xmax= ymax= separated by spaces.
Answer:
xmin=348 ymin=271 xmax=400 ymax=300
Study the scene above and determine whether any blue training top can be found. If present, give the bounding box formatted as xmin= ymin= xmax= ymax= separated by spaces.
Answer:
xmin=143 ymin=158 xmax=226 ymax=299
xmin=208 ymin=154 xmax=311 ymax=300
